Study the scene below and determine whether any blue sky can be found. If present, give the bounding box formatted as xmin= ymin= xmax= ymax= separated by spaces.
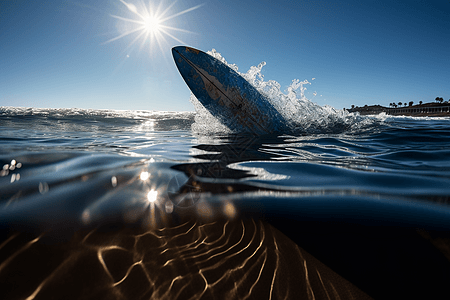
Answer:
xmin=1 ymin=0 xmax=449 ymax=111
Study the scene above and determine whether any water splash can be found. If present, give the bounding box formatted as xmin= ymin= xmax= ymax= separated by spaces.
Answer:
xmin=190 ymin=49 xmax=377 ymax=135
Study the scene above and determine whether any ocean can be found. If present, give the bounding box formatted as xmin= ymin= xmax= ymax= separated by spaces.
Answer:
xmin=1 ymin=105 xmax=450 ymax=300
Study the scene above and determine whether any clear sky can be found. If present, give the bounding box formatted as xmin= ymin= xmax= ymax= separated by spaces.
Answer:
xmin=1 ymin=0 xmax=449 ymax=111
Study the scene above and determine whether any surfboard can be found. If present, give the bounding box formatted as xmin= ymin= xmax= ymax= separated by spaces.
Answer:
xmin=172 ymin=46 xmax=289 ymax=134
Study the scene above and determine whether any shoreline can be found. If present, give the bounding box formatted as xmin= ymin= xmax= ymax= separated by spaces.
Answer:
xmin=347 ymin=102 xmax=450 ymax=117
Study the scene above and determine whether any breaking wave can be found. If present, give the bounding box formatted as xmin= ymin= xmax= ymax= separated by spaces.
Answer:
xmin=0 ymin=107 xmax=195 ymax=132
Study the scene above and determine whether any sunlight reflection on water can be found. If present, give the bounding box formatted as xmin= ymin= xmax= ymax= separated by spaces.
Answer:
xmin=0 ymin=218 xmax=371 ymax=300
xmin=2 ymin=108 xmax=450 ymax=299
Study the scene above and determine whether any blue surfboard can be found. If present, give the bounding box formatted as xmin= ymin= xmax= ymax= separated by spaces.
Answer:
xmin=172 ymin=46 xmax=289 ymax=134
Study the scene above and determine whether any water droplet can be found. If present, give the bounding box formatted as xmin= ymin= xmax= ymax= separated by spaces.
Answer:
xmin=39 ymin=182 xmax=49 ymax=194
xmin=165 ymin=201 xmax=174 ymax=213
xmin=111 ymin=176 xmax=118 ymax=187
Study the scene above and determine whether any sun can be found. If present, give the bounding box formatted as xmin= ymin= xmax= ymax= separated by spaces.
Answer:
xmin=143 ymin=15 xmax=161 ymax=34
xmin=106 ymin=0 xmax=203 ymax=55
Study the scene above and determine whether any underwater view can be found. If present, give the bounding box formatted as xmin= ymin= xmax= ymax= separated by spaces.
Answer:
xmin=1 ymin=53 xmax=450 ymax=300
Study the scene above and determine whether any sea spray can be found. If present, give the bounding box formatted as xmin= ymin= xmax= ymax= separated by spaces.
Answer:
xmin=190 ymin=49 xmax=376 ymax=135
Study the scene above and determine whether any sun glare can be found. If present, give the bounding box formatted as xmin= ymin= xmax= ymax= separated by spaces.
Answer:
xmin=140 ymin=171 xmax=150 ymax=181
xmin=143 ymin=15 xmax=161 ymax=34
xmin=107 ymin=0 xmax=204 ymax=55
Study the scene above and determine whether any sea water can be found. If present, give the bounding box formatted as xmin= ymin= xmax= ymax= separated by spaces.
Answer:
xmin=1 ymin=55 xmax=450 ymax=300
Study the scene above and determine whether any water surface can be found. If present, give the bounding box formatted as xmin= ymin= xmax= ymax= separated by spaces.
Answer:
xmin=1 ymin=105 xmax=450 ymax=299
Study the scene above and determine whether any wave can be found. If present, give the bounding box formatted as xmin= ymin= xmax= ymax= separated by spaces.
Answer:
xmin=0 ymin=107 xmax=195 ymax=132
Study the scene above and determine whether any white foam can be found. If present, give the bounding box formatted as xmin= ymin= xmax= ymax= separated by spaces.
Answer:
xmin=190 ymin=49 xmax=375 ymax=135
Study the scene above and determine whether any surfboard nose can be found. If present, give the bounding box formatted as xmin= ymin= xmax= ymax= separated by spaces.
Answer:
xmin=171 ymin=46 xmax=206 ymax=89
xmin=171 ymin=46 xmax=182 ymax=62
xmin=172 ymin=46 xmax=201 ymax=59
xmin=172 ymin=46 xmax=193 ymax=71
xmin=171 ymin=46 xmax=182 ymax=56
xmin=172 ymin=46 xmax=194 ymax=80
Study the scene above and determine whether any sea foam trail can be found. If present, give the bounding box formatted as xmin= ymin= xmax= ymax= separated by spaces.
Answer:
xmin=190 ymin=49 xmax=378 ymax=135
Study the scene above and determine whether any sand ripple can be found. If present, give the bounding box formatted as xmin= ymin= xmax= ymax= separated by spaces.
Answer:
xmin=0 ymin=219 xmax=371 ymax=300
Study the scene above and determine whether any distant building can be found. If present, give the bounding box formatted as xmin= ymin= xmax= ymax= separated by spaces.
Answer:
xmin=347 ymin=103 xmax=450 ymax=116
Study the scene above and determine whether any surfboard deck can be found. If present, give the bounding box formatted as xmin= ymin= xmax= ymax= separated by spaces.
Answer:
xmin=172 ymin=46 xmax=288 ymax=134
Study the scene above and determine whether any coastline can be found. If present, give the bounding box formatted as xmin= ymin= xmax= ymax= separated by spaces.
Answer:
xmin=347 ymin=102 xmax=450 ymax=117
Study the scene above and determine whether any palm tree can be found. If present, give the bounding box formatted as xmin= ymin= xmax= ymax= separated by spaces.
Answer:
xmin=419 ymin=101 xmax=423 ymax=105
xmin=409 ymin=101 xmax=414 ymax=106
xmin=398 ymin=102 xmax=402 ymax=107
